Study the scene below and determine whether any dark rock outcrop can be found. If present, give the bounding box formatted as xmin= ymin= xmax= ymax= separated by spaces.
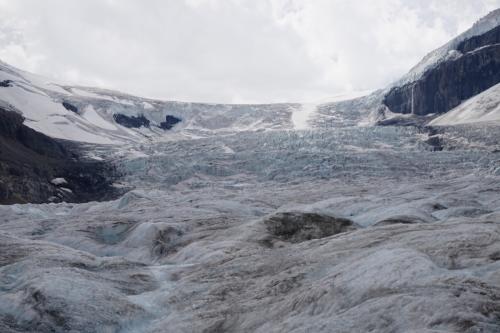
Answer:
xmin=159 ymin=115 xmax=181 ymax=130
xmin=457 ymin=24 xmax=500 ymax=53
xmin=264 ymin=212 xmax=356 ymax=243
xmin=376 ymin=115 xmax=433 ymax=127
xmin=0 ymin=108 xmax=121 ymax=204
xmin=425 ymin=135 xmax=444 ymax=151
xmin=113 ymin=114 xmax=150 ymax=128
xmin=0 ymin=80 xmax=12 ymax=87
xmin=62 ymin=101 xmax=78 ymax=113
xmin=384 ymin=26 xmax=500 ymax=116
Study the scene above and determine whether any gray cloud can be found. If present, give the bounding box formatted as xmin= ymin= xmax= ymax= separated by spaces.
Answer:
xmin=0 ymin=0 xmax=499 ymax=103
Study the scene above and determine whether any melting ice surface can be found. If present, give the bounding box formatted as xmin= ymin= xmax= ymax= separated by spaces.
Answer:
xmin=1 ymin=122 xmax=500 ymax=332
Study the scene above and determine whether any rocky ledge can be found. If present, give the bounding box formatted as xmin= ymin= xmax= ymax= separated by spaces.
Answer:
xmin=0 ymin=108 xmax=121 ymax=204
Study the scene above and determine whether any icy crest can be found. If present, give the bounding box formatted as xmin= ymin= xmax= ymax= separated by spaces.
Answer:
xmin=394 ymin=8 xmax=500 ymax=87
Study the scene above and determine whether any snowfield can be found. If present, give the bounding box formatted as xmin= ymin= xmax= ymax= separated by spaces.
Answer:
xmin=0 ymin=60 xmax=301 ymax=145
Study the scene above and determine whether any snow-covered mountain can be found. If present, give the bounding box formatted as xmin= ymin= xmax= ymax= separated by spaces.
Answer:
xmin=0 ymin=60 xmax=302 ymax=144
xmin=382 ymin=8 xmax=500 ymax=121
xmin=4 ymin=6 xmax=500 ymax=147
xmin=396 ymin=8 xmax=500 ymax=87
xmin=298 ymin=9 xmax=500 ymax=129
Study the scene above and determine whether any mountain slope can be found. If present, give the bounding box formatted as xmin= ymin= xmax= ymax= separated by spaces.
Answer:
xmin=429 ymin=82 xmax=500 ymax=125
xmin=0 ymin=60 xmax=299 ymax=145
xmin=309 ymin=11 xmax=500 ymax=128
xmin=383 ymin=9 xmax=500 ymax=117
xmin=3 ymin=10 xmax=500 ymax=144
xmin=396 ymin=8 xmax=500 ymax=86
xmin=0 ymin=107 xmax=120 ymax=204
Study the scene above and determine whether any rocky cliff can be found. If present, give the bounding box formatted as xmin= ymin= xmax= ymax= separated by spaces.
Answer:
xmin=384 ymin=25 xmax=500 ymax=116
xmin=0 ymin=108 xmax=121 ymax=204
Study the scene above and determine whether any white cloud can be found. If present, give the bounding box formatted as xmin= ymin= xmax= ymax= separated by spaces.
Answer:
xmin=0 ymin=0 xmax=499 ymax=103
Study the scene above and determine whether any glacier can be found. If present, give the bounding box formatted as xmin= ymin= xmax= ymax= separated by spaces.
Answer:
xmin=2 ymin=9 xmax=500 ymax=333
xmin=1 ymin=120 xmax=500 ymax=332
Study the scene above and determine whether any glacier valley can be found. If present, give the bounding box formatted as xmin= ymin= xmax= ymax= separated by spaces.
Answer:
xmin=1 ymin=123 xmax=500 ymax=332
xmin=2 ymin=8 xmax=500 ymax=333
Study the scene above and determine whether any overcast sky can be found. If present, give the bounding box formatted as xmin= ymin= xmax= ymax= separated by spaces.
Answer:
xmin=0 ymin=0 xmax=499 ymax=103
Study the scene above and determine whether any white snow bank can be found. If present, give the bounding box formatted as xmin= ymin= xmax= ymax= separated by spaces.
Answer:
xmin=82 ymin=105 xmax=118 ymax=131
xmin=429 ymin=83 xmax=500 ymax=126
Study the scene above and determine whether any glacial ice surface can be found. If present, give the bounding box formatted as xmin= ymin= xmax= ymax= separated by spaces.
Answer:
xmin=1 ymin=124 xmax=500 ymax=332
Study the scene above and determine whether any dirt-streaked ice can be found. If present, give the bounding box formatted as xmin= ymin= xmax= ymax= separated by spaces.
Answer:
xmin=1 ymin=122 xmax=500 ymax=332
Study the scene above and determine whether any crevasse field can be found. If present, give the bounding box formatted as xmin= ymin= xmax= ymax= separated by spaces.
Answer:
xmin=1 ymin=121 xmax=500 ymax=332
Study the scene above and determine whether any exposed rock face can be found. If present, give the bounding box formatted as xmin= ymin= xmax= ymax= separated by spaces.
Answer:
xmin=375 ymin=115 xmax=432 ymax=127
xmin=457 ymin=24 xmax=500 ymax=53
xmin=159 ymin=115 xmax=181 ymax=130
xmin=61 ymin=101 xmax=78 ymax=113
xmin=0 ymin=108 xmax=120 ymax=204
xmin=0 ymin=80 xmax=12 ymax=87
xmin=264 ymin=212 xmax=356 ymax=243
xmin=113 ymin=113 xmax=150 ymax=128
xmin=384 ymin=26 xmax=500 ymax=116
